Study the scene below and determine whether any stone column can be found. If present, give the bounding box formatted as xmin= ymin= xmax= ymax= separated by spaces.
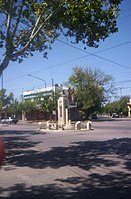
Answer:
xmin=22 ymin=110 xmax=26 ymax=122
xmin=127 ymin=106 xmax=131 ymax=117
xmin=65 ymin=108 xmax=69 ymax=125
xmin=58 ymin=95 xmax=68 ymax=125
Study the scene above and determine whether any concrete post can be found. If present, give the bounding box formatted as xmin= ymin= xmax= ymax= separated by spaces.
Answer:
xmin=127 ymin=106 xmax=131 ymax=117
xmin=65 ymin=108 xmax=69 ymax=125
xmin=75 ymin=121 xmax=81 ymax=130
xmin=22 ymin=110 xmax=26 ymax=122
xmin=58 ymin=95 xmax=68 ymax=126
xmin=87 ymin=121 xmax=92 ymax=130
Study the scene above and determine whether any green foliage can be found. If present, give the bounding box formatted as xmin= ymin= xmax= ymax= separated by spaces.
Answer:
xmin=41 ymin=95 xmax=54 ymax=113
xmin=104 ymin=96 xmax=129 ymax=116
xmin=0 ymin=89 xmax=17 ymax=117
xmin=119 ymin=96 xmax=129 ymax=115
xmin=67 ymin=66 xmax=115 ymax=117
xmin=0 ymin=0 xmax=122 ymax=75
xmin=0 ymin=88 xmax=60 ymax=116
xmin=37 ymin=89 xmax=60 ymax=113
xmin=0 ymin=89 xmax=14 ymax=109
xmin=19 ymin=90 xmax=57 ymax=113
xmin=19 ymin=100 xmax=38 ymax=113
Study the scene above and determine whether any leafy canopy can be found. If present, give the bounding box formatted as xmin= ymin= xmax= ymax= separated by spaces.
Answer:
xmin=104 ymin=96 xmax=130 ymax=116
xmin=0 ymin=0 xmax=122 ymax=75
xmin=0 ymin=89 xmax=14 ymax=109
xmin=67 ymin=66 xmax=115 ymax=116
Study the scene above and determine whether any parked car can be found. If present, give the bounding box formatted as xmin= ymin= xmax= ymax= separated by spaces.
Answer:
xmin=0 ymin=117 xmax=18 ymax=124
xmin=112 ymin=113 xmax=119 ymax=118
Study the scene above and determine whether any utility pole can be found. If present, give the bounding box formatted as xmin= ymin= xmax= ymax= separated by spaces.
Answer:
xmin=1 ymin=71 xmax=3 ymax=92
xmin=0 ymin=70 xmax=3 ymax=118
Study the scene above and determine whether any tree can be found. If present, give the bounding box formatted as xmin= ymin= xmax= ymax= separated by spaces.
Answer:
xmin=104 ymin=96 xmax=129 ymax=116
xmin=34 ymin=88 xmax=60 ymax=113
xmin=19 ymin=100 xmax=38 ymax=113
xmin=41 ymin=95 xmax=54 ymax=113
xmin=0 ymin=89 xmax=14 ymax=109
xmin=0 ymin=0 xmax=122 ymax=75
xmin=0 ymin=89 xmax=15 ymax=117
xmin=104 ymin=101 xmax=119 ymax=116
xmin=119 ymin=96 xmax=129 ymax=116
xmin=67 ymin=66 xmax=115 ymax=117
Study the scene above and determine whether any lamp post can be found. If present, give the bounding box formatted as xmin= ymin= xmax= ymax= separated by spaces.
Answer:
xmin=27 ymin=74 xmax=46 ymax=91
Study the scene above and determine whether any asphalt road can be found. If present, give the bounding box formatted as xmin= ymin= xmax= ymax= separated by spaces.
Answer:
xmin=0 ymin=119 xmax=131 ymax=199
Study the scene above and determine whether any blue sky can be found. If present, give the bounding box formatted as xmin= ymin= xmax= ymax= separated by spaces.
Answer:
xmin=1 ymin=0 xmax=131 ymax=100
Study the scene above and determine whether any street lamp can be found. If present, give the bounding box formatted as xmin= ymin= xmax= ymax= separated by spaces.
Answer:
xmin=27 ymin=74 xmax=46 ymax=91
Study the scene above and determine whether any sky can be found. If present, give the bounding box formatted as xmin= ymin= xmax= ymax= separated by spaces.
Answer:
xmin=1 ymin=0 xmax=131 ymax=100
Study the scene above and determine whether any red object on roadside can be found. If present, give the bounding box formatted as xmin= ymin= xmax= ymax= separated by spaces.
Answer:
xmin=0 ymin=137 xmax=4 ymax=167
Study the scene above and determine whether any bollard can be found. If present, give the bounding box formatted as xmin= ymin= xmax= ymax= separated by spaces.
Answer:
xmin=75 ymin=121 xmax=81 ymax=130
xmin=87 ymin=121 xmax=94 ymax=130
xmin=46 ymin=121 xmax=50 ymax=129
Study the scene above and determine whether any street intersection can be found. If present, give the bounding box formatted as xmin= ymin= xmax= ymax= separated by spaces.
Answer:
xmin=0 ymin=119 xmax=131 ymax=199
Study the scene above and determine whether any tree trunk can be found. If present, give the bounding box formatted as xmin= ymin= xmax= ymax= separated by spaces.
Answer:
xmin=0 ymin=57 xmax=10 ymax=76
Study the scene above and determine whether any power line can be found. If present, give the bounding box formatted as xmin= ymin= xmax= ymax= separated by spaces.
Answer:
xmin=118 ymin=17 xmax=131 ymax=24
xmin=5 ymin=39 xmax=131 ymax=83
xmin=115 ymin=79 xmax=131 ymax=85
xmin=57 ymin=38 xmax=131 ymax=70
xmin=117 ymin=86 xmax=131 ymax=90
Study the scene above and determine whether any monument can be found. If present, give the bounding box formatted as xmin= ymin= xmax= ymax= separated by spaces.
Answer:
xmin=39 ymin=87 xmax=93 ymax=131
xmin=58 ymin=90 xmax=69 ymax=126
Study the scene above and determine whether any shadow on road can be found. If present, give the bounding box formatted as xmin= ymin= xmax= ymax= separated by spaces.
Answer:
xmin=0 ymin=181 xmax=130 ymax=199
xmin=0 ymin=130 xmax=131 ymax=198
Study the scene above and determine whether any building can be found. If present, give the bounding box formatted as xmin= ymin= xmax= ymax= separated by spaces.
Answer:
xmin=23 ymin=86 xmax=54 ymax=100
xmin=22 ymin=84 xmax=68 ymax=100
xmin=21 ymin=85 xmax=69 ymax=121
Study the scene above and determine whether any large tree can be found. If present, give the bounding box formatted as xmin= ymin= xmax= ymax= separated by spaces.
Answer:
xmin=0 ymin=0 xmax=122 ymax=75
xmin=67 ymin=66 xmax=115 ymax=117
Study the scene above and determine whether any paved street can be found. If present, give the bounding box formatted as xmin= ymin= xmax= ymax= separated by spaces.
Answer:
xmin=0 ymin=119 xmax=131 ymax=199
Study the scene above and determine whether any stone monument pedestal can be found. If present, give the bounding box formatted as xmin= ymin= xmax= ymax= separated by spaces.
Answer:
xmin=58 ymin=94 xmax=69 ymax=126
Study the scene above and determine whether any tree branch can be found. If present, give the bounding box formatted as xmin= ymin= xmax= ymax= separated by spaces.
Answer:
xmin=30 ymin=12 xmax=53 ymax=40
xmin=14 ymin=28 xmax=33 ymax=47
xmin=30 ymin=13 xmax=43 ymax=39
xmin=12 ymin=2 xmax=64 ymax=60
xmin=0 ymin=57 xmax=10 ymax=76
xmin=12 ymin=12 xmax=56 ymax=59
xmin=6 ymin=0 xmax=13 ymax=38
xmin=12 ymin=0 xmax=25 ymax=41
